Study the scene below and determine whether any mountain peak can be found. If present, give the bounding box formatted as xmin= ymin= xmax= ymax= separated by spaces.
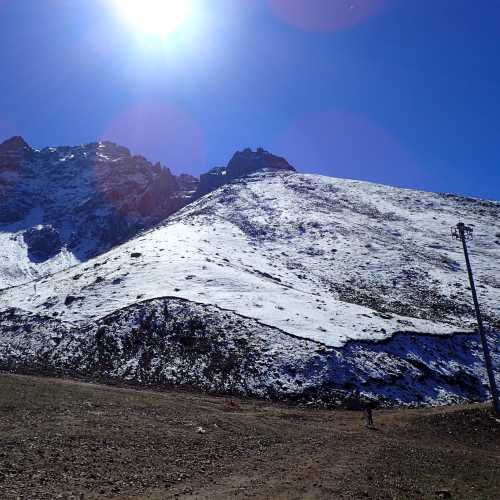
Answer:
xmin=196 ymin=148 xmax=295 ymax=197
xmin=0 ymin=136 xmax=32 ymax=153
xmin=227 ymin=147 xmax=295 ymax=178
xmin=0 ymin=137 xmax=33 ymax=173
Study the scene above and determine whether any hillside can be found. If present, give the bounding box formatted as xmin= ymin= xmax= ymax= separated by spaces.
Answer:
xmin=1 ymin=168 xmax=499 ymax=405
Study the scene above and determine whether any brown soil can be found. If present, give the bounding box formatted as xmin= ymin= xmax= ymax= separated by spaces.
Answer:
xmin=1 ymin=373 xmax=499 ymax=499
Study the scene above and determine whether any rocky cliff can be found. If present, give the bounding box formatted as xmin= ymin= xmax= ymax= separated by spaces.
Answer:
xmin=196 ymin=148 xmax=295 ymax=197
xmin=0 ymin=137 xmax=194 ymax=287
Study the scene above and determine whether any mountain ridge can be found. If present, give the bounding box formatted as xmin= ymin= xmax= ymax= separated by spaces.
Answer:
xmin=1 ymin=137 xmax=499 ymax=405
xmin=0 ymin=136 xmax=298 ymax=289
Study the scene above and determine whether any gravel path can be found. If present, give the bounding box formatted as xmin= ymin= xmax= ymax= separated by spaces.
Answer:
xmin=1 ymin=374 xmax=499 ymax=499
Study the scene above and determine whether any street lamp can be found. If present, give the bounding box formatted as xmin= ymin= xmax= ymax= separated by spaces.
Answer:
xmin=452 ymin=222 xmax=499 ymax=415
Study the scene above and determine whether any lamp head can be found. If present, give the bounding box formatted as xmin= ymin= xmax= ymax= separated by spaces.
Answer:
xmin=451 ymin=222 xmax=474 ymax=240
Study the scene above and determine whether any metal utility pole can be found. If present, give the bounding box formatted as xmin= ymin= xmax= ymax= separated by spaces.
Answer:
xmin=452 ymin=222 xmax=500 ymax=415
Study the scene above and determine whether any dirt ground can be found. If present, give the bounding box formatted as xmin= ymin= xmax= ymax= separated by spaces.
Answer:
xmin=0 ymin=374 xmax=499 ymax=499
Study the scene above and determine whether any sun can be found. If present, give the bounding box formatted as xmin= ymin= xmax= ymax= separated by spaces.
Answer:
xmin=114 ymin=0 xmax=194 ymax=39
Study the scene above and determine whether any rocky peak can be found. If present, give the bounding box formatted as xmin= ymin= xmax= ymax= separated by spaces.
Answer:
xmin=97 ymin=141 xmax=131 ymax=158
xmin=196 ymin=148 xmax=295 ymax=197
xmin=0 ymin=136 xmax=33 ymax=169
xmin=227 ymin=148 xmax=295 ymax=178
xmin=0 ymin=136 xmax=32 ymax=153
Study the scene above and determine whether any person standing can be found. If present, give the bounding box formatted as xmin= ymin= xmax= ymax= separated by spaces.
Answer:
xmin=363 ymin=401 xmax=375 ymax=429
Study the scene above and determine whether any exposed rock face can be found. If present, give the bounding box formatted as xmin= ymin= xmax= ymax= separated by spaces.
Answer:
xmin=227 ymin=147 xmax=295 ymax=178
xmin=197 ymin=166 xmax=228 ymax=197
xmin=23 ymin=226 xmax=62 ymax=262
xmin=0 ymin=137 xmax=34 ymax=223
xmin=196 ymin=148 xmax=295 ymax=197
xmin=0 ymin=137 xmax=195 ymax=287
xmin=0 ymin=136 xmax=33 ymax=167
xmin=176 ymin=174 xmax=199 ymax=197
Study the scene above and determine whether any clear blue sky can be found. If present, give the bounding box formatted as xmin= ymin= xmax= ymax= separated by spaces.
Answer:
xmin=1 ymin=0 xmax=499 ymax=199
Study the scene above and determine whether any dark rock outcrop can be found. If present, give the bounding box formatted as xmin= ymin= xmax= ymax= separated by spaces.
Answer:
xmin=196 ymin=148 xmax=295 ymax=197
xmin=0 ymin=136 xmax=33 ymax=167
xmin=227 ymin=147 xmax=295 ymax=178
xmin=0 ymin=136 xmax=34 ymax=223
xmin=176 ymin=174 xmax=199 ymax=195
xmin=23 ymin=226 xmax=62 ymax=262
xmin=197 ymin=166 xmax=228 ymax=197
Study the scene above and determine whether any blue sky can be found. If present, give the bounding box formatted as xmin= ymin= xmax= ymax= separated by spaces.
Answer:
xmin=0 ymin=0 xmax=499 ymax=199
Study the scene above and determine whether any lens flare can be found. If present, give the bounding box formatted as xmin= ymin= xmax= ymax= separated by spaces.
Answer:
xmin=267 ymin=0 xmax=389 ymax=32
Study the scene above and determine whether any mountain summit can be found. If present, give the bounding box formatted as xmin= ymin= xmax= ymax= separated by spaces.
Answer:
xmin=196 ymin=147 xmax=295 ymax=196
xmin=0 ymin=135 xmax=32 ymax=156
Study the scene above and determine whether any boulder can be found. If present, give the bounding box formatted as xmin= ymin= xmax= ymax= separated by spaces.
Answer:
xmin=23 ymin=225 xmax=62 ymax=262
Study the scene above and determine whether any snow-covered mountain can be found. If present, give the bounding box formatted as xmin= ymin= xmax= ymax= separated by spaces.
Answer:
xmin=1 ymin=145 xmax=499 ymax=405
xmin=0 ymin=136 xmax=196 ymax=289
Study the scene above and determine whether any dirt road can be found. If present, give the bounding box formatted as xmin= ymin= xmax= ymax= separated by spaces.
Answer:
xmin=1 ymin=374 xmax=499 ymax=499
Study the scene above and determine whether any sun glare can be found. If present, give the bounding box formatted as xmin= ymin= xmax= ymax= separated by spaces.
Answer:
xmin=114 ymin=0 xmax=193 ymax=39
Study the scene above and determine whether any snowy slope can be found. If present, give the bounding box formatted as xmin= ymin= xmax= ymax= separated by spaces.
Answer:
xmin=1 ymin=169 xmax=499 ymax=404
xmin=1 ymin=170 xmax=499 ymax=346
